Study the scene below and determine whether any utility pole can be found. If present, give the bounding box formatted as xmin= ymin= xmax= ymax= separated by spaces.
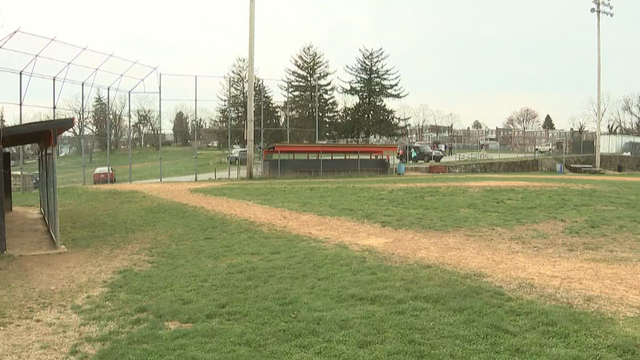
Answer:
xmin=315 ymin=79 xmax=319 ymax=143
xmin=246 ymin=0 xmax=256 ymax=179
xmin=591 ymin=0 xmax=614 ymax=169
xmin=286 ymin=84 xmax=290 ymax=143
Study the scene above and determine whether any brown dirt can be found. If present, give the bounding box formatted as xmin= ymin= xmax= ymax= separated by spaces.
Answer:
xmin=6 ymin=207 xmax=60 ymax=256
xmin=370 ymin=181 xmax=592 ymax=189
xmin=472 ymin=174 xmax=640 ymax=182
xmin=0 ymin=244 xmax=149 ymax=360
xmin=112 ymin=182 xmax=640 ymax=315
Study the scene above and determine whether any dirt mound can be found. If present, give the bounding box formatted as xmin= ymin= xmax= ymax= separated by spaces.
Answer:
xmin=114 ymin=182 xmax=640 ymax=315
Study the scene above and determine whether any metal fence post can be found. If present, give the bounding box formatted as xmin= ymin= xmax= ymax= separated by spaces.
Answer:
xmin=320 ymin=149 xmax=323 ymax=177
xmin=278 ymin=150 xmax=281 ymax=178
xmin=128 ymin=91 xmax=132 ymax=183
xmin=228 ymin=77 xmax=231 ymax=179
xmin=195 ymin=75 xmax=198 ymax=182
xmin=81 ymin=83 xmax=86 ymax=186
xmin=159 ymin=73 xmax=163 ymax=182
xmin=107 ymin=87 xmax=111 ymax=184
xmin=52 ymin=130 xmax=60 ymax=248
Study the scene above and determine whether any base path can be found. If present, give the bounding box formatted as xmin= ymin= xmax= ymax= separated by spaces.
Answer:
xmin=114 ymin=182 xmax=640 ymax=314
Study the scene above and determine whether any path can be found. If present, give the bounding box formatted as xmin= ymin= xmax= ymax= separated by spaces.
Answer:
xmin=114 ymin=182 xmax=640 ymax=314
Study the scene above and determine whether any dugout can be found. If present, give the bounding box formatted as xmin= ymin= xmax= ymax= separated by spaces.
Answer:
xmin=262 ymin=144 xmax=397 ymax=177
xmin=0 ymin=118 xmax=74 ymax=254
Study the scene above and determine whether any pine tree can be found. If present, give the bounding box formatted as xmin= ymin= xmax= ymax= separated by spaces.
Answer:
xmin=282 ymin=44 xmax=338 ymax=143
xmin=542 ymin=114 xmax=556 ymax=130
xmin=90 ymin=90 xmax=109 ymax=151
xmin=216 ymin=58 xmax=282 ymax=149
xmin=172 ymin=111 xmax=190 ymax=146
xmin=340 ymin=47 xmax=407 ymax=140
xmin=255 ymin=79 xmax=283 ymax=147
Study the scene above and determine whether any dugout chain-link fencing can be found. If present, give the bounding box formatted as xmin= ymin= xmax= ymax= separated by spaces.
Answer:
xmin=0 ymin=29 xmax=321 ymax=188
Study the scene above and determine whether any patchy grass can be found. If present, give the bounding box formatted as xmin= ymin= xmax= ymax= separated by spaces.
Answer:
xmin=65 ymin=187 xmax=639 ymax=359
xmin=196 ymin=175 xmax=640 ymax=239
xmin=21 ymin=147 xmax=231 ymax=186
xmin=12 ymin=191 xmax=40 ymax=207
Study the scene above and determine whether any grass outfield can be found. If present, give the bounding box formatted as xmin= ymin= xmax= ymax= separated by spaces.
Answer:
xmin=20 ymin=147 xmax=231 ymax=186
xmin=5 ymin=188 xmax=639 ymax=359
xmin=195 ymin=175 xmax=640 ymax=238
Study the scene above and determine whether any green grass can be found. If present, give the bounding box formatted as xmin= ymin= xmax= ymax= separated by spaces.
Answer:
xmin=196 ymin=175 xmax=640 ymax=238
xmin=20 ymin=147 xmax=231 ymax=186
xmin=51 ymin=187 xmax=639 ymax=359
xmin=12 ymin=191 xmax=40 ymax=207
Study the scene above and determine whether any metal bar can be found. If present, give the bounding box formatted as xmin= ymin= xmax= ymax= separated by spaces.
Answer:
xmin=19 ymin=72 xmax=24 ymax=193
xmin=52 ymin=131 xmax=60 ymax=248
xmin=160 ymin=73 xmax=225 ymax=79
xmin=159 ymin=74 xmax=163 ymax=182
xmin=286 ymin=84 xmax=290 ymax=143
xmin=109 ymin=60 xmax=139 ymax=88
xmin=194 ymin=75 xmax=198 ymax=182
xmin=52 ymin=78 xmax=56 ymax=119
xmin=0 ymin=28 xmax=21 ymax=49
xmin=81 ymin=83 xmax=86 ymax=186
xmin=107 ymin=88 xmax=111 ymax=184
xmin=54 ymin=46 xmax=87 ymax=78
xmin=129 ymin=67 xmax=159 ymax=93
xmin=82 ymin=53 xmax=114 ymax=83
xmin=20 ymin=36 xmax=56 ymax=72
xmin=228 ymin=77 xmax=231 ymax=179
xmin=261 ymin=85 xmax=264 ymax=154
xmin=128 ymin=91 xmax=132 ymax=183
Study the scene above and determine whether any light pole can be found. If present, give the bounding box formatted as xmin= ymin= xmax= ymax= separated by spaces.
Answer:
xmin=591 ymin=0 xmax=614 ymax=169
xmin=246 ymin=0 xmax=256 ymax=178
xmin=314 ymin=77 xmax=320 ymax=143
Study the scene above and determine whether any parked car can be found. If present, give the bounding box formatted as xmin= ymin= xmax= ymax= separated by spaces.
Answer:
xmin=535 ymin=143 xmax=554 ymax=154
xmin=93 ymin=167 xmax=116 ymax=185
xmin=227 ymin=149 xmax=248 ymax=165
xmin=621 ymin=142 xmax=640 ymax=156
xmin=397 ymin=144 xmax=444 ymax=163
xmin=207 ymin=141 xmax=218 ymax=148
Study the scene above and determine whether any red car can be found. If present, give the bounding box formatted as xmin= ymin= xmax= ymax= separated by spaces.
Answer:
xmin=93 ymin=167 xmax=116 ymax=185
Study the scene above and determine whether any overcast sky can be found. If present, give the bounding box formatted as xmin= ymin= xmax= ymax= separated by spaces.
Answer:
xmin=1 ymin=0 xmax=639 ymax=129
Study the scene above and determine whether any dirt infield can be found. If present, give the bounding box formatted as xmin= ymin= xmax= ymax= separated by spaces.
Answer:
xmin=114 ymin=182 xmax=640 ymax=315
xmin=370 ymin=181 xmax=592 ymax=189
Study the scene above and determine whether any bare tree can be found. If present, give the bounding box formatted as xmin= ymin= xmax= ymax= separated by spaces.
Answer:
xmin=621 ymin=93 xmax=640 ymax=135
xmin=586 ymin=93 xmax=611 ymax=124
xmin=506 ymin=107 xmax=541 ymax=131
xmin=444 ymin=112 xmax=461 ymax=135
xmin=134 ymin=96 xmax=160 ymax=151
xmin=431 ymin=109 xmax=446 ymax=139
xmin=569 ymin=114 xmax=592 ymax=134
xmin=396 ymin=103 xmax=413 ymax=137
xmin=412 ymin=104 xmax=431 ymax=141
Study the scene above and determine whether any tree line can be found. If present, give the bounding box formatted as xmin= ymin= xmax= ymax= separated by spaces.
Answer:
xmin=212 ymin=44 xmax=407 ymax=148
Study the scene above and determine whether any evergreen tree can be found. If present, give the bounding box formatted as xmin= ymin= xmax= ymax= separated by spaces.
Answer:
xmin=472 ymin=120 xmax=483 ymax=130
xmin=215 ymin=58 xmax=282 ymax=149
xmin=542 ymin=114 xmax=556 ymax=130
xmin=255 ymin=79 xmax=283 ymax=147
xmin=282 ymin=44 xmax=338 ymax=143
xmin=340 ymin=47 xmax=407 ymax=140
xmin=90 ymin=90 xmax=109 ymax=151
xmin=172 ymin=111 xmax=190 ymax=146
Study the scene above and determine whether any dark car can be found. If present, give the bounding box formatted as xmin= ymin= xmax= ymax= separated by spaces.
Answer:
xmin=227 ymin=149 xmax=248 ymax=165
xmin=397 ymin=144 xmax=444 ymax=163
xmin=410 ymin=144 xmax=444 ymax=163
